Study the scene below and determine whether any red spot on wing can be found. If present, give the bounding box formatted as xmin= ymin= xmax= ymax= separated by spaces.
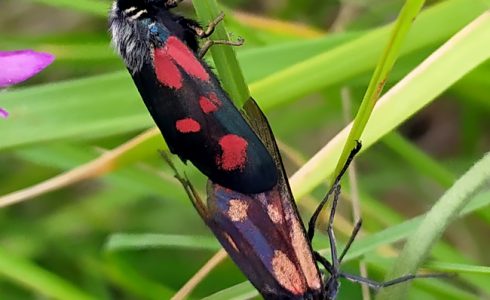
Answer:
xmin=176 ymin=118 xmax=201 ymax=133
xmin=208 ymin=92 xmax=222 ymax=106
xmin=154 ymin=48 xmax=183 ymax=89
xmin=217 ymin=134 xmax=248 ymax=171
xmin=199 ymin=96 xmax=217 ymax=113
xmin=166 ymin=36 xmax=209 ymax=82
xmin=199 ymin=92 xmax=222 ymax=114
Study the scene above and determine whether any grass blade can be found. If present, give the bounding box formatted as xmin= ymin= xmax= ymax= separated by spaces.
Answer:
xmin=0 ymin=247 xmax=96 ymax=300
xmin=376 ymin=152 xmax=490 ymax=299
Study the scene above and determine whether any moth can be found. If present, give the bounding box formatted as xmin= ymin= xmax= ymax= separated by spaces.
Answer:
xmin=109 ymin=0 xmax=277 ymax=194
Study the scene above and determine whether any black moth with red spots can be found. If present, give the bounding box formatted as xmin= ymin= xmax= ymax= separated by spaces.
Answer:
xmin=109 ymin=0 xmax=277 ymax=194
xmin=110 ymin=0 xmax=325 ymax=297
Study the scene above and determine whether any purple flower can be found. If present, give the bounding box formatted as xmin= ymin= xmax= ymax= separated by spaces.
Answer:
xmin=0 ymin=108 xmax=8 ymax=118
xmin=1 ymin=49 xmax=55 ymax=118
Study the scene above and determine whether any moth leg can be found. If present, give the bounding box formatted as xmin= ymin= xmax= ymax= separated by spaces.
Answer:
xmin=191 ymin=11 xmax=226 ymax=39
xmin=340 ymin=272 xmax=449 ymax=291
xmin=312 ymin=185 xmax=342 ymax=280
xmin=327 ymin=184 xmax=342 ymax=271
xmin=159 ymin=151 xmax=208 ymax=219
xmin=338 ymin=218 xmax=362 ymax=263
xmin=190 ymin=12 xmax=244 ymax=57
xmin=307 ymin=140 xmax=362 ymax=242
xmin=314 ymin=251 xmax=334 ymax=275
xmin=198 ymin=37 xmax=244 ymax=58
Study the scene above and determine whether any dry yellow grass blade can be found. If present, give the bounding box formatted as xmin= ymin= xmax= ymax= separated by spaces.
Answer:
xmin=0 ymin=128 xmax=160 ymax=207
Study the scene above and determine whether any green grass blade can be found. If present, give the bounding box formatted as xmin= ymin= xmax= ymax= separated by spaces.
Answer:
xmin=333 ymin=0 xmax=426 ymax=183
xmin=202 ymin=282 xmax=258 ymax=300
xmin=376 ymin=152 xmax=490 ymax=300
xmin=250 ymin=0 xmax=489 ymax=110
xmin=290 ymin=11 xmax=490 ymax=199
xmin=192 ymin=0 xmax=250 ymax=106
xmin=0 ymin=247 xmax=96 ymax=300
xmin=0 ymin=71 xmax=148 ymax=150
xmin=348 ymin=190 xmax=490 ymax=261
xmin=102 ymin=254 xmax=175 ymax=300
xmin=426 ymin=262 xmax=490 ymax=275
xmin=382 ymin=132 xmax=456 ymax=188
xmin=105 ymin=234 xmax=220 ymax=252
xmin=28 ymin=0 xmax=108 ymax=17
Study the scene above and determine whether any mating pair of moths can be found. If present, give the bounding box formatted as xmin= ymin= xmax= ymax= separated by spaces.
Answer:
xmin=110 ymin=1 xmax=418 ymax=299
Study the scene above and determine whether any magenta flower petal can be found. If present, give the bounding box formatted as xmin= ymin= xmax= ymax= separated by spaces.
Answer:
xmin=0 ymin=50 xmax=55 ymax=88
xmin=0 ymin=108 xmax=8 ymax=118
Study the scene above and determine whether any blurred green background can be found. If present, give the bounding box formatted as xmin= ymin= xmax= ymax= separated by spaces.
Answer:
xmin=1 ymin=0 xmax=489 ymax=299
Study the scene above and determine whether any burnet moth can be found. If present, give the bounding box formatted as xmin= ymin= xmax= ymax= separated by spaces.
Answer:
xmin=109 ymin=1 xmax=439 ymax=298
xmin=109 ymin=0 xmax=321 ymax=297
xmin=109 ymin=0 xmax=277 ymax=194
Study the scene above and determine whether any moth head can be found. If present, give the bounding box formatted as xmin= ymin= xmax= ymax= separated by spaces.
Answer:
xmin=109 ymin=0 xmax=158 ymax=72
xmin=113 ymin=0 xmax=179 ymax=13
xmin=112 ymin=1 xmax=150 ymax=21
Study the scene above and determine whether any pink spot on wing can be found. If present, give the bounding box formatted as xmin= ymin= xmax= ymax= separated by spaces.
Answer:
xmin=217 ymin=134 xmax=248 ymax=171
xmin=176 ymin=118 xmax=201 ymax=133
xmin=199 ymin=92 xmax=222 ymax=114
xmin=154 ymin=48 xmax=183 ymax=89
xmin=166 ymin=36 xmax=209 ymax=82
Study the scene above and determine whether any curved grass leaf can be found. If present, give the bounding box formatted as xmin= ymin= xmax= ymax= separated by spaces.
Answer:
xmin=376 ymin=151 xmax=490 ymax=300
xmin=426 ymin=262 xmax=490 ymax=275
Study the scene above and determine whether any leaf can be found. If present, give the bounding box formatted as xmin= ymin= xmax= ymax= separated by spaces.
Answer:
xmin=0 ymin=247 xmax=96 ymax=300
xmin=105 ymin=234 xmax=220 ymax=252
xmin=376 ymin=151 xmax=490 ymax=300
